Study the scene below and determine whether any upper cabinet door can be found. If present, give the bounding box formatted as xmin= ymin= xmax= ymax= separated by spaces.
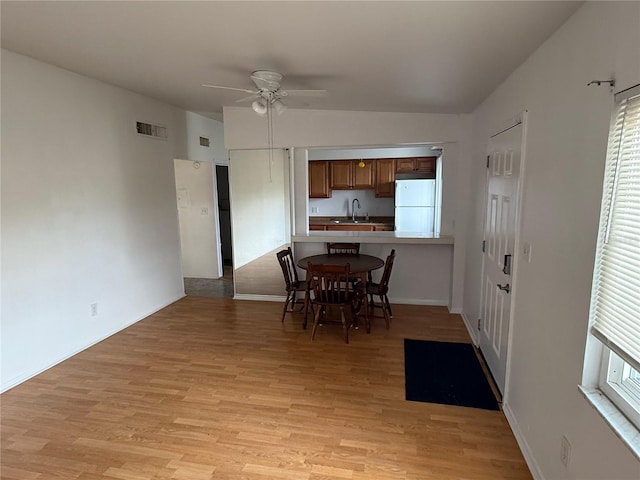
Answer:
xmin=395 ymin=158 xmax=417 ymax=173
xmin=415 ymin=157 xmax=436 ymax=174
xmin=352 ymin=160 xmax=374 ymax=189
xmin=395 ymin=157 xmax=437 ymax=174
xmin=309 ymin=161 xmax=330 ymax=198
xmin=330 ymin=160 xmax=353 ymax=189
xmin=375 ymin=159 xmax=395 ymax=197
xmin=331 ymin=160 xmax=374 ymax=189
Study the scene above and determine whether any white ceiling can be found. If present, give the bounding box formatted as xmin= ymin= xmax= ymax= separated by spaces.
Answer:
xmin=1 ymin=1 xmax=582 ymax=118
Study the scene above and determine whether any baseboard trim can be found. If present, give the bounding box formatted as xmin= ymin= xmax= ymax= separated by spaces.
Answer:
xmin=233 ymin=294 xmax=286 ymax=302
xmin=183 ymin=275 xmax=221 ymax=279
xmin=461 ymin=311 xmax=480 ymax=345
xmin=387 ymin=297 xmax=448 ymax=306
xmin=502 ymin=402 xmax=544 ymax=480
xmin=231 ymin=294 xmax=446 ymax=306
xmin=1 ymin=294 xmax=185 ymax=393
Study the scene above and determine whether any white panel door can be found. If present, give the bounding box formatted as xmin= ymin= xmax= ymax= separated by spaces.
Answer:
xmin=479 ymin=122 xmax=523 ymax=394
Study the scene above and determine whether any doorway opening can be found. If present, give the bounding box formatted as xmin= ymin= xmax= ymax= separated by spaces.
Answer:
xmin=174 ymin=159 xmax=233 ymax=298
xmin=216 ymin=165 xmax=233 ymax=273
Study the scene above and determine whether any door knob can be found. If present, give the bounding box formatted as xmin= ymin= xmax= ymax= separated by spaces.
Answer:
xmin=497 ymin=283 xmax=511 ymax=294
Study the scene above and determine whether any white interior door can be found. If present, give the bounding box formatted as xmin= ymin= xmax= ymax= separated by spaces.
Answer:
xmin=479 ymin=121 xmax=523 ymax=394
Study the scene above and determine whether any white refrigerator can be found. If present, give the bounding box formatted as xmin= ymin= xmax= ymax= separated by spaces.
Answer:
xmin=394 ymin=179 xmax=436 ymax=233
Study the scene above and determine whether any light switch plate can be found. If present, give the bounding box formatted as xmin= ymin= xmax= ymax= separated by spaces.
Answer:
xmin=523 ymin=242 xmax=532 ymax=263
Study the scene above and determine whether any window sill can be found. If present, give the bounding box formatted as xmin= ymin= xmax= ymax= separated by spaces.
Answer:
xmin=579 ymin=385 xmax=640 ymax=460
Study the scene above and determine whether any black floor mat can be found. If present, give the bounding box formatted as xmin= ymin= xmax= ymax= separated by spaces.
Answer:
xmin=404 ymin=339 xmax=500 ymax=410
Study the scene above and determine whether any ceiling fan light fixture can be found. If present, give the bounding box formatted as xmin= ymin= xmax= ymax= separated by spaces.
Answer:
xmin=272 ymin=99 xmax=287 ymax=115
xmin=252 ymin=99 xmax=267 ymax=116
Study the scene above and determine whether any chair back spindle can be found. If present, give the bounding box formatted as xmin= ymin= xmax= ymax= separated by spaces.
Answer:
xmin=327 ymin=242 xmax=360 ymax=255
xmin=307 ymin=262 xmax=354 ymax=343
xmin=276 ymin=247 xmax=309 ymax=324
xmin=379 ymin=249 xmax=396 ymax=293
xmin=309 ymin=263 xmax=351 ymax=304
xmin=277 ymin=247 xmax=299 ymax=290
xmin=356 ymin=249 xmax=396 ymax=330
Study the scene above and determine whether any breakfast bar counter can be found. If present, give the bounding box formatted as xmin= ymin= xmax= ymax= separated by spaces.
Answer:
xmin=292 ymin=230 xmax=454 ymax=245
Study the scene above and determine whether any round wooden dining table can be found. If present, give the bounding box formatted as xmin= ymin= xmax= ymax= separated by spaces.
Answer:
xmin=296 ymin=253 xmax=384 ymax=274
xmin=296 ymin=253 xmax=383 ymax=334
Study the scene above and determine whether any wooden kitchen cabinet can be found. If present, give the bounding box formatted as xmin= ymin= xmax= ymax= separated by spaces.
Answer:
xmin=309 ymin=225 xmax=326 ymax=231
xmin=374 ymin=224 xmax=394 ymax=231
xmin=309 ymin=161 xmax=330 ymax=198
xmin=415 ymin=157 xmax=437 ymax=173
xmin=329 ymin=160 xmax=352 ymax=189
xmin=375 ymin=159 xmax=396 ymax=198
xmin=395 ymin=156 xmax=437 ymax=175
xmin=353 ymin=160 xmax=375 ymax=189
xmin=330 ymin=160 xmax=374 ymax=190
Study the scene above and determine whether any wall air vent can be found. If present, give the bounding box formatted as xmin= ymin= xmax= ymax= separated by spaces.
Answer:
xmin=136 ymin=121 xmax=168 ymax=140
xmin=199 ymin=136 xmax=210 ymax=147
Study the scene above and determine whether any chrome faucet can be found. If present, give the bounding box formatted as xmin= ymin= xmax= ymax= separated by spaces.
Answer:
xmin=352 ymin=198 xmax=361 ymax=222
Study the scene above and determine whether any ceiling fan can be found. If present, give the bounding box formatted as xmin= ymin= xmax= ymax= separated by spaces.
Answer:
xmin=203 ymin=70 xmax=327 ymax=116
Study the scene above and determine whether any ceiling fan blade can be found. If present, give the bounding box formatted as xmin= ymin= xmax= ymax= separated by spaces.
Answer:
xmin=202 ymin=84 xmax=258 ymax=94
xmin=235 ymin=94 xmax=261 ymax=103
xmin=281 ymin=89 xmax=328 ymax=97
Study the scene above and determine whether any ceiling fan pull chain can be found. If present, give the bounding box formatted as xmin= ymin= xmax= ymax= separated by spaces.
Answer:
xmin=267 ymin=97 xmax=274 ymax=183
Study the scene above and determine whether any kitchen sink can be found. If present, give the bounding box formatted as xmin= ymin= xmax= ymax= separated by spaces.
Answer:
xmin=329 ymin=218 xmax=370 ymax=224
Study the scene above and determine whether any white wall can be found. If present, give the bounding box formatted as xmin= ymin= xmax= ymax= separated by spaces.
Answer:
xmin=223 ymin=108 xmax=472 ymax=311
xmin=228 ymin=149 xmax=290 ymax=269
xmin=177 ymin=112 xmax=227 ymax=278
xmin=185 ymin=111 xmax=227 ymax=165
xmin=463 ymin=3 xmax=640 ymax=478
xmin=307 ymin=146 xmax=437 ymax=160
xmin=223 ymin=108 xmax=470 ymax=150
xmin=174 ymin=160 xmax=218 ymax=278
xmin=1 ymin=50 xmax=193 ymax=391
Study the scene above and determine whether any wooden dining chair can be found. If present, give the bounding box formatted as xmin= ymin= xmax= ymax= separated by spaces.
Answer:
xmin=307 ymin=262 xmax=358 ymax=343
xmin=355 ymin=249 xmax=395 ymax=329
xmin=326 ymin=242 xmax=360 ymax=255
xmin=276 ymin=247 xmax=310 ymax=325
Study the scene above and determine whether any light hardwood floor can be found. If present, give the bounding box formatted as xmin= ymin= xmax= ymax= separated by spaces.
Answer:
xmin=1 ymin=297 xmax=531 ymax=479
xmin=234 ymin=245 xmax=289 ymax=296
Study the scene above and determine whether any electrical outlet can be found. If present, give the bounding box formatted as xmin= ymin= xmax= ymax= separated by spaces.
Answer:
xmin=560 ymin=435 xmax=571 ymax=467
xmin=90 ymin=303 xmax=98 ymax=317
xmin=200 ymin=207 xmax=209 ymax=215
xmin=311 ymin=207 xmax=318 ymax=214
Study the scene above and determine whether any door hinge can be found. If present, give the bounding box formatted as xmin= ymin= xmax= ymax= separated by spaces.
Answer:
xmin=486 ymin=155 xmax=490 ymax=168
xmin=482 ymin=240 xmax=486 ymax=252
xmin=478 ymin=318 xmax=482 ymax=330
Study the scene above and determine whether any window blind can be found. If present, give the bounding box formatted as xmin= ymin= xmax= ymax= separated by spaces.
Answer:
xmin=591 ymin=85 xmax=640 ymax=371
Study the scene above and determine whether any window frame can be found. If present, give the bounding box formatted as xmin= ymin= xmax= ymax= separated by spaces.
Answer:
xmin=581 ymin=83 xmax=640 ymax=459
xmin=599 ymin=348 xmax=640 ymax=430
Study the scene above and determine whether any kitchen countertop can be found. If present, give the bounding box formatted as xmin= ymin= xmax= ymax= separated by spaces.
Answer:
xmin=309 ymin=216 xmax=394 ymax=226
xmin=293 ymin=230 xmax=454 ymax=245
